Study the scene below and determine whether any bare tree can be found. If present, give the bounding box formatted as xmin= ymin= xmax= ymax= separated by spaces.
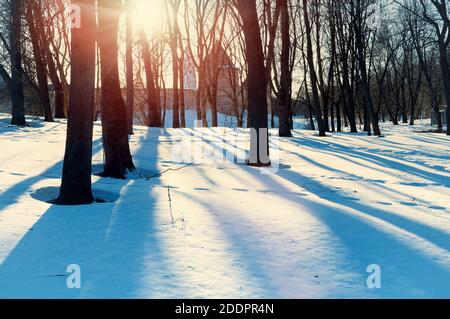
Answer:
xmin=10 ymin=0 xmax=26 ymax=126
xmin=278 ymin=0 xmax=292 ymax=137
xmin=125 ymin=0 xmax=134 ymax=134
xmin=98 ymin=0 xmax=135 ymax=178
xmin=235 ymin=0 xmax=271 ymax=166
xmin=56 ymin=0 xmax=97 ymax=205
xmin=25 ymin=0 xmax=53 ymax=122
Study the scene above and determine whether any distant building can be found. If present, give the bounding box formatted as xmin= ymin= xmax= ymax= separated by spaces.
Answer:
xmin=121 ymin=43 xmax=245 ymax=125
xmin=204 ymin=42 xmax=244 ymax=116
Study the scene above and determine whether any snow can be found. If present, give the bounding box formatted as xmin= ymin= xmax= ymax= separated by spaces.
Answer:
xmin=0 ymin=114 xmax=449 ymax=298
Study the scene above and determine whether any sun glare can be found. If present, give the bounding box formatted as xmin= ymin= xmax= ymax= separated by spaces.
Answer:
xmin=131 ymin=0 xmax=167 ymax=35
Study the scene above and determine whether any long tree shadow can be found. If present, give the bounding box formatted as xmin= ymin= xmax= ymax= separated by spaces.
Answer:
xmin=174 ymin=190 xmax=278 ymax=297
xmin=0 ymin=139 xmax=104 ymax=214
xmin=251 ymin=168 xmax=450 ymax=297
xmin=282 ymin=146 xmax=446 ymax=210
xmin=0 ymin=131 xmax=173 ymax=298
xmin=278 ymin=167 xmax=450 ymax=251
xmin=361 ymin=135 xmax=450 ymax=161
xmin=288 ymin=137 xmax=450 ymax=187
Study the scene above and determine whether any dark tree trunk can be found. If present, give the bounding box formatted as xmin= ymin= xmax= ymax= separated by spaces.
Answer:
xmin=10 ymin=0 xmax=26 ymax=126
xmin=48 ymin=57 xmax=66 ymax=119
xmin=56 ymin=0 xmax=97 ymax=205
xmin=196 ymin=81 xmax=203 ymax=122
xmin=236 ymin=0 xmax=271 ymax=166
xmin=330 ymin=101 xmax=335 ymax=132
xmin=179 ymin=47 xmax=186 ymax=128
xmin=303 ymin=0 xmax=326 ymax=137
xmin=308 ymin=103 xmax=315 ymax=131
xmin=433 ymin=104 xmax=443 ymax=133
xmin=438 ymin=45 xmax=450 ymax=135
xmin=140 ymin=33 xmax=161 ymax=127
xmin=207 ymin=77 xmax=219 ymax=127
xmin=98 ymin=0 xmax=135 ymax=178
xmin=410 ymin=104 xmax=415 ymax=126
xmin=170 ymin=39 xmax=180 ymax=128
xmin=336 ymin=98 xmax=342 ymax=132
xmin=355 ymin=47 xmax=381 ymax=134
xmin=353 ymin=2 xmax=381 ymax=136
xmin=25 ymin=1 xmax=53 ymax=122
xmin=126 ymin=4 xmax=134 ymax=134
xmin=33 ymin=0 xmax=66 ymax=119
xmin=278 ymin=0 xmax=292 ymax=137
xmin=342 ymin=68 xmax=358 ymax=133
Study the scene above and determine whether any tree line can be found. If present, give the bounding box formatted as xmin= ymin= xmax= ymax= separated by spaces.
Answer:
xmin=0 ymin=0 xmax=448 ymax=204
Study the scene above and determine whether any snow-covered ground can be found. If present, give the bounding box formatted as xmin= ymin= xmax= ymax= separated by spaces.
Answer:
xmin=0 ymin=114 xmax=449 ymax=298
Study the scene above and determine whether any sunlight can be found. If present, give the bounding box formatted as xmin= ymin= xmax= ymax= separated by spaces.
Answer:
xmin=131 ymin=0 xmax=166 ymax=35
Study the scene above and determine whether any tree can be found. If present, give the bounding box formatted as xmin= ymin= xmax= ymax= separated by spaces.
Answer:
xmin=10 ymin=0 xmax=26 ymax=126
xmin=56 ymin=0 xmax=97 ymax=205
xmin=302 ymin=0 xmax=327 ymax=136
xmin=125 ymin=0 xmax=134 ymax=134
xmin=418 ymin=0 xmax=450 ymax=134
xmin=352 ymin=0 xmax=382 ymax=136
xmin=98 ymin=0 xmax=135 ymax=178
xmin=140 ymin=31 xmax=162 ymax=127
xmin=183 ymin=0 xmax=229 ymax=127
xmin=235 ymin=0 xmax=271 ymax=166
xmin=25 ymin=0 xmax=53 ymax=122
xmin=166 ymin=0 xmax=181 ymax=128
xmin=278 ymin=0 xmax=292 ymax=137
xmin=403 ymin=0 xmax=443 ymax=131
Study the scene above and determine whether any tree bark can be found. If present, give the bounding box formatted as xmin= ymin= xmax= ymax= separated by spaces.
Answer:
xmin=179 ymin=47 xmax=187 ymax=128
xmin=354 ymin=1 xmax=381 ymax=136
xmin=438 ymin=45 xmax=450 ymax=135
xmin=278 ymin=0 xmax=292 ymax=137
xmin=10 ymin=0 xmax=26 ymax=126
xmin=56 ymin=0 xmax=97 ymax=205
xmin=25 ymin=1 xmax=53 ymax=122
xmin=236 ymin=0 xmax=271 ymax=166
xmin=98 ymin=0 xmax=135 ymax=178
xmin=126 ymin=2 xmax=134 ymax=134
xmin=303 ymin=0 xmax=326 ymax=136
xmin=140 ymin=33 xmax=162 ymax=127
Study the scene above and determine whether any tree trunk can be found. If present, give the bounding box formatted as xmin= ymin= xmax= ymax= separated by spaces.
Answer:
xmin=98 ymin=0 xmax=135 ymax=178
xmin=179 ymin=47 xmax=186 ymax=128
xmin=208 ymin=77 xmax=219 ymax=127
xmin=56 ymin=0 xmax=96 ymax=205
xmin=336 ymin=98 xmax=342 ymax=132
xmin=33 ymin=0 xmax=66 ymax=119
xmin=303 ymin=0 xmax=326 ymax=137
xmin=47 ymin=54 xmax=66 ymax=119
xmin=171 ymin=40 xmax=180 ymax=128
xmin=236 ymin=0 xmax=271 ymax=166
xmin=278 ymin=0 xmax=292 ymax=137
xmin=438 ymin=45 xmax=450 ymax=135
xmin=355 ymin=35 xmax=381 ymax=135
xmin=25 ymin=1 xmax=53 ymax=122
xmin=10 ymin=0 xmax=26 ymax=126
xmin=126 ymin=3 xmax=134 ymax=134
xmin=140 ymin=32 xmax=162 ymax=127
